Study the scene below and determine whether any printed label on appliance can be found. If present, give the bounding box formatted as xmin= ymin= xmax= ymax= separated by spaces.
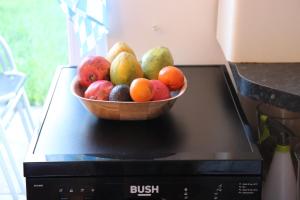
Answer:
xmin=130 ymin=185 xmax=160 ymax=197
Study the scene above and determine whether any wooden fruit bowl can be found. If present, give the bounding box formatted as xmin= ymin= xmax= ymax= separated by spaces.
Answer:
xmin=71 ymin=77 xmax=187 ymax=120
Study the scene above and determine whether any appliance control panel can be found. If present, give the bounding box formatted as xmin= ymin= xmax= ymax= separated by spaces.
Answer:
xmin=27 ymin=176 xmax=261 ymax=200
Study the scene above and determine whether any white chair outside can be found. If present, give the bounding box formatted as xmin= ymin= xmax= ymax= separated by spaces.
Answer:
xmin=0 ymin=150 xmax=18 ymax=200
xmin=0 ymin=36 xmax=35 ymax=198
xmin=0 ymin=121 xmax=19 ymax=200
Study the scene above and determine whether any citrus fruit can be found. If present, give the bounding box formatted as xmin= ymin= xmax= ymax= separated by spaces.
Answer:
xmin=109 ymin=84 xmax=131 ymax=101
xmin=130 ymin=78 xmax=153 ymax=102
xmin=158 ymin=66 xmax=184 ymax=91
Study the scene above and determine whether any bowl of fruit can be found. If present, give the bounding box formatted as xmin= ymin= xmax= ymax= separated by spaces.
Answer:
xmin=71 ymin=42 xmax=187 ymax=120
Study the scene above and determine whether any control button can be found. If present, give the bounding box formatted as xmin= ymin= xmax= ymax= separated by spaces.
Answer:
xmin=69 ymin=188 xmax=74 ymax=193
xmin=90 ymin=188 xmax=95 ymax=193
xmin=80 ymin=188 xmax=85 ymax=193
xmin=58 ymin=188 xmax=64 ymax=193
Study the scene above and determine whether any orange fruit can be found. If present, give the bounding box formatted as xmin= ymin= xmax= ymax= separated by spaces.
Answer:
xmin=158 ymin=66 xmax=184 ymax=91
xmin=130 ymin=78 xmax=153 ymax=102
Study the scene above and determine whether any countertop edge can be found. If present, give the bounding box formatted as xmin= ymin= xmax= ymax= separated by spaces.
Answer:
xmin=229 ymin=62 xmax=300 ymax=112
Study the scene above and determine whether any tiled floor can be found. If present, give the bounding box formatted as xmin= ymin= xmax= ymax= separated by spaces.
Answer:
xmin=0 ymin=106 xmax=42 ymax=200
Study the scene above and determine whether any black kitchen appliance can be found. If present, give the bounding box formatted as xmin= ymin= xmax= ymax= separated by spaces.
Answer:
xmin=24 ymin=65 xmax=262 ymax=200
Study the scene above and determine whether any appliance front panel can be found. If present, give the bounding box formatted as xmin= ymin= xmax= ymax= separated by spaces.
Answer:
xmin=27 ymin=176 xmax=261 ymax=200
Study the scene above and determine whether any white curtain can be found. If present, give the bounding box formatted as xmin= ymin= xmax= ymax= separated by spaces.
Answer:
xmin=60 ymin=0 xmax=108 ymax=65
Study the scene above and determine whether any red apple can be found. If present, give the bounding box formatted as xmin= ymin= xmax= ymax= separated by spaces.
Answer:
xmin=78 ymin=56 xmax=110 ymax=87
xmin=84 ymin=80 xmax=113 ymax=100
xmin=150 ymin=80 xmax=170 ymax=101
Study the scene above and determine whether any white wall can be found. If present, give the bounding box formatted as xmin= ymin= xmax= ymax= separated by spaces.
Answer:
xmin=106 ymin=0 xmax=226 ymax=65
xmin=217 ymin=0 xmax=300 ymax=62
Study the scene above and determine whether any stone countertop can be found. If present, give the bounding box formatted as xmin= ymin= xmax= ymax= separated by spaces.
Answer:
xmin=229 ymin=63 xmax=300 ymax=112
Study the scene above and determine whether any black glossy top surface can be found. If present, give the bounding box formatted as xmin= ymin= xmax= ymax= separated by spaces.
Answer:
xmin=230 ymin=63 xmax=300 ymax=112
xmin=32 ymin=66 xmax=258 ymax=161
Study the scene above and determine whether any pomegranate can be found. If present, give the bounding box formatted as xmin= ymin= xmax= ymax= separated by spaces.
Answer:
xmin=78 ymin=56 xmax=110 ymax=87
xmin=84 ymin=80 xmax=113 ymax=100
